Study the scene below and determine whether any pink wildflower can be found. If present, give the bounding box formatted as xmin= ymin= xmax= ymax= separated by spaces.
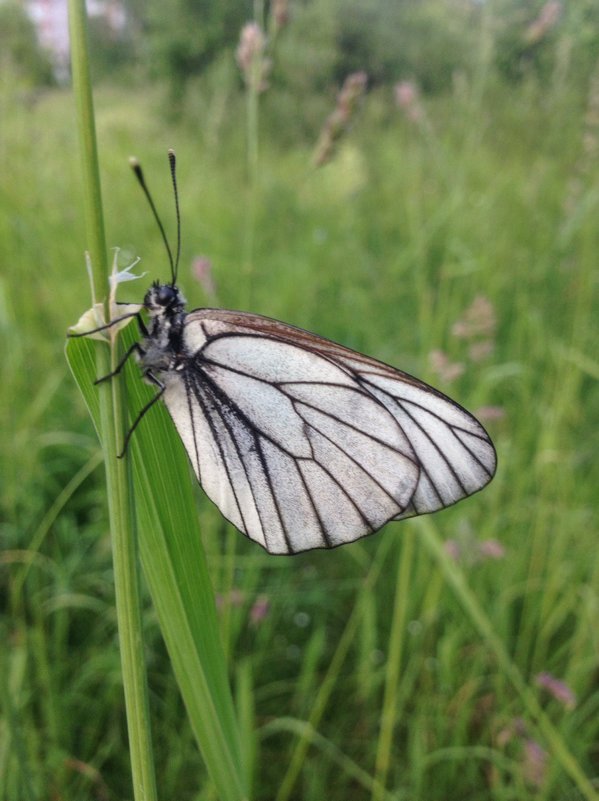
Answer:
xmin=452 ymin=295 xmax=496 ymax=341
xmin=474 ymin=406 xmax=505 ymax=423
xmin=229 ymin=588 xmax=245 ymax=607
xmin=394 ymin=80 xmax=423 ymax=123
xmin=215 ymin=588 xmax=245 ymax=612
xmin=478 ymin=539 xmax=505 ymax=560
xmin=271 ymin=0 xmax=289 ymax=31
xmin=496 ymin=718 xmax=548 ymax=788
xmin=236 ymin=22 xmax=271 ymax=92
xmin=192 ymin=256 xmax=217 ymax=299
xmin=525 ymin=2 xmax=562 ymax=45
xmin=496 ymin=717 xmax=526 ymax=747
xmin=428 ymin=349 xmax=465 ymax=383
xmin=522 ymin=739 xmax=548 ymax=788
xmin=313 ymin=72 xmax=368 ymax=166
xmin=443 ymin=539 xmax=461 ymax=561
xmin=468 ymin=339 xmax=494 ymax=363
xmin=250 ymin=595 xmax=270 ymax=625
xmin=535 ymin=672 xmax=576 ymax=710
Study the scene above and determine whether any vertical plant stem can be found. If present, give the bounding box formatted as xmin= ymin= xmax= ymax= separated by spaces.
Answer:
xmin=242 ymin=77 xmax=259 ymax=307
xmin=220 ymin=528 xmax=238 ymax=661
xmin=67 ymin=2 xmax=157 ymax=799
xmin=241 ymin=5 xmax=264 ymax=308
xmin=246 ymin=78 xmax=259 ymax=183
xmin=372 ymin=530 xmax=415 ymax=801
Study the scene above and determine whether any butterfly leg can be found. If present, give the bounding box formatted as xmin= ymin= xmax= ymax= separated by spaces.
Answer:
xmin=113 ymin=305 xmax=149 ymax=336
xmin=67 ymin=310 xmax=147 ymax=338
xmin=94 ymin=342 xmax=146 ymax=385
xmin=118 ymin=371 xmax=165 ymax=458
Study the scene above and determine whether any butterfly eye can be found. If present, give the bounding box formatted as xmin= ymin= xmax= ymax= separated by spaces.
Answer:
xmin=157 ymin=285 xmax=177 ymax=306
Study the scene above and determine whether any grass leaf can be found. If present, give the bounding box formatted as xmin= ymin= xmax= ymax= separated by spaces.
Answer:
xmin=66 ymin=325 xmax=247 ymax=801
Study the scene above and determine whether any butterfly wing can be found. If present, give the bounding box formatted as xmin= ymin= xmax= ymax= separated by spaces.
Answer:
xmin=160 ymin=309 xmax=496 ymax=555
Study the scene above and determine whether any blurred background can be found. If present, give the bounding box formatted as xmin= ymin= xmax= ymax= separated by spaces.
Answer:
xmin=1 ymin=1 xmax=598 ymax=799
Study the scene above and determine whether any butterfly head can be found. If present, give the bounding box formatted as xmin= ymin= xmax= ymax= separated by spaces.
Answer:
xmin=144 ymin=281 xmax=186 ymax=317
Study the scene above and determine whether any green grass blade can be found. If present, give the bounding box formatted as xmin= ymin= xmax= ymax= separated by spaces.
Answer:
xmin=372 ymin=530 xmax=415 ymax=801
xmin=275 ymin=537 xmax=395 ymax=801
xmin=66 ymin=327 xmax=247 ymax=801
xmin=417 ymin=517 xmax=599 ymax=801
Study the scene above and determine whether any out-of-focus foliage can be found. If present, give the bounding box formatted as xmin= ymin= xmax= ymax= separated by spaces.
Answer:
xmin=14 ymin=0 xmax=599 ymax=108
xmin=493 ymin=0 xmax=599 ymax=84
xmin=130 ymin=0 xmax=599 ymax=95
xmin=87 ymin=14 xmax=135 ymax=81
xmin=330 ymin=0 xmax=480 ymax=90
xmin=139 ymin=0 xmax=253 ymax=103
xmin=133 ymin=0 xmax=483 ymax=96
xmin=0 ymin=1 xmax=54 ymax=87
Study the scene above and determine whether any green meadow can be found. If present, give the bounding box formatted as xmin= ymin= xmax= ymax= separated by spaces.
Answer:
xmin=1 ymin=5 xmax=598 ymax=800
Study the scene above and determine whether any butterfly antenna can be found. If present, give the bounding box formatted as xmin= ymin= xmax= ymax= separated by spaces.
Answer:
xmin=168 ymin=149 xmax=181 ymax=285
xmin=129 ymin=156 xmax=176 ymax=284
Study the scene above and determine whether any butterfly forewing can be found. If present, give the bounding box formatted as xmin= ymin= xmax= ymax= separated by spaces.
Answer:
xmin=154 ymin=308 xmax=496 ymax=554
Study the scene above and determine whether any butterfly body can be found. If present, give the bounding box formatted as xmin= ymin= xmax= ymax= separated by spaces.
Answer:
xmin=135 ymin=282 xmax=497 ymax=555
xmin=140 ymin=282 xmax=187 ymax=370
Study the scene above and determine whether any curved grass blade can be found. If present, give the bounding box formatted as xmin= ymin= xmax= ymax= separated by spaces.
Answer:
xmin=66 ymin=327 xmax=247 ymax=801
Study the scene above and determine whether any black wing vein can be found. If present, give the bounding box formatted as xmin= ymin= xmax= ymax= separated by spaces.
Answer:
xmin=292 ymin=400 xmax=410 ymax=512
xmin=187 ymin=371 xmax=251 ymax=538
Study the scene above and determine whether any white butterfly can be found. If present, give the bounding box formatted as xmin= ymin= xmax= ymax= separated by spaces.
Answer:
xmin=71 ymin=153 xmax=497 ymax=554
xmin=134 ymin=294 xmax=496 ymax=554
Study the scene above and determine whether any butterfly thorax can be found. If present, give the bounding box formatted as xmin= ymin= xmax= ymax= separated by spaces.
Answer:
xmin=140 ymin=282 xmax=188 ymax=373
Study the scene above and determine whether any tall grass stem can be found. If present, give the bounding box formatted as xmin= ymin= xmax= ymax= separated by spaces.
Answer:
xmin=240 ymin=6 xmax=265 ymax=308
xmin=67 ymin=1 xmax=158 ymax=798
xmin=372 ymin=530 xmax=415 ymax=800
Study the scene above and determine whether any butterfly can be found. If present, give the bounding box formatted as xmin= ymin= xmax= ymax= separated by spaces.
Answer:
xmin=70 ymin=152 xmax=497 ymax=555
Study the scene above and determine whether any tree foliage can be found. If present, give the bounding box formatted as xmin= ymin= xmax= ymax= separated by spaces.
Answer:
xmin=140 ymin=0 xmax=252 ymax=100
xmin=123 ymin=0 xmax=599 ymax=102
xmin=0 ymin=2 xmax=54 ymax=87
